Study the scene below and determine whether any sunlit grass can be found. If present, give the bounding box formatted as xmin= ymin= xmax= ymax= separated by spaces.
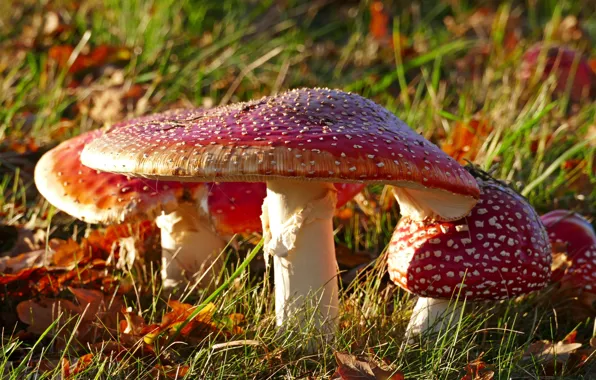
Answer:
xmin=0 ymin=0 xmax=595 ymax=378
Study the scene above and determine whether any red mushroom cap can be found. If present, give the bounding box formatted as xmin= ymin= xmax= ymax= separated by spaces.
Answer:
xmin=541 ymin=210 xmax=596 ymax=292
xmin=520 ymin=44 xmax=595 ymax=101
xmin=206 ymin=182 xmax=365 ymax=235
xmin=387 ymin=172 xmax=551 ymax=300
xmin=34 ymin=128 xmax=203 ymax=224
xmin=541 ymin=210 xmax=596 ymax=258
xmin=81 ymin=88 xmax=480 ymax=221
xmin=561 ymin=245 xmax=596 ymax=292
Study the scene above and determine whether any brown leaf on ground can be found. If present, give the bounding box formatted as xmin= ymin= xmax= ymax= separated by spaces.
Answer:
xmin=48 ymin=44 xmax=131 ymax=75
xmin=16 ymin=290 xmax=129 ymax=352
xmin=142 ymin=302 xmax=214 ymax=344
xmin=0 ymin=267 xmax=49 ymax=294
xmin=551 ymin=249 xmax=572 ymax=283
xmin=71 ymin=353 xmax=94 ymax=375
xmin=461 ymin=354 xmax=494 ymax=380
xmin=0 ymin=249 xmax=46 ymax=273
xmin=52 ymin=239 xmax=88 ymax=267
xmin=17 ymin=297 xmax=81 ymax=335
xmin=524 ymin=339 xmax=582 ymax=362
xmin=51 ymin=222 xmax=158 ymax=270
xmin=8 ymin=137 xmax=39 ymax=154
xmin=69 ymin=287 xmax=125 ymax=329
xmin=0 ymin=224 xmax=151 ymax=299
xmin=336 ymin=244 xmax=375 ymax=270
xmin=0 ymin=225 xmax=46 ymax=257
xmin=153 ymin=364 xmax=191 ymax=379
xmin=160 ymin=301 xmax=217 ymax=337
xmin=332 ymin=352 xmax=404 ymax=380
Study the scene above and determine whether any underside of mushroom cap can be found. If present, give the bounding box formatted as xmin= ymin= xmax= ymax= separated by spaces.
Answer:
xmin=35 ymin=129 xmax=203 ymax=224
xmin=387 ymin=173 xmax=551 ymax=300
xmin=81 ymin=88 xmax=480 ymax=221
xmin=205 ymin=182 xmax=365 ymax=235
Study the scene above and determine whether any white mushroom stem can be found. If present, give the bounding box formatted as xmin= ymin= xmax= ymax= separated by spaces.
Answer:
xmin=405 ymin=297 xmax=463 ymax=341
xmin=262 ymin=180 xmax=339 ymax=333
xmin=156 ymin=202 xmax=225 ymax=289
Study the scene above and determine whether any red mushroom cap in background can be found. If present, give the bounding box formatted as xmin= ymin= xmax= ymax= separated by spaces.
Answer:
xmin=562 ymin=245 xmax=596 ymax=293
xmin=206 ymin=182 xmax=365 ymax=235
xmin=35 ymin=128 xmax=203 ymax=224
xmin=541 ymin=210 xmax=596 ymax=258
xmin=520 ymin=44 xmax=595 ymax=101
xmin=81 ymin=88 xmax=480 ymax=222
xmin=387 ymin=172 xmax=551 ymax=300
xmin=541 ymin=210 xmax=596 ymax=292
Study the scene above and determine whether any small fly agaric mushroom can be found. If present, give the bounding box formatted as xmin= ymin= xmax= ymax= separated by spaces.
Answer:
xmin=388 ymin=169 xmax=551 ymax=339
xmin=34 ymin=119 xmax=226 ymax=289
xmin=520 ymin=44 xmax=596 ymax=101
xmin=541 ymin=210 xmax=596 ymax=293
xmin=80 ymin=88 xmax=480 ymax=336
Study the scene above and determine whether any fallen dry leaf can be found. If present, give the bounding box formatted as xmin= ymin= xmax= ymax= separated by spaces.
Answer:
xmin=154 ymin=364 xmax=190 ymax=379
xmin=332 ymin=352 xmax=404 ymax=380
xmin=551 ymin=249 xmax=573 ymax=283
xmin=461 ymin=354 xmax=494 ymax=380
xmin=17 ymin=297 xmax=81 ymax=335
xmin=143 ymin=302 xmax=216 ymax=344
xmin=0 ymin=249 xmax=46 ymax=273
xmin=523 ymin=338 xmax=583 ymax=368
xmin=48 ymin=44 xmax=131 ymax=75
xmin=0 ymin=225 xmax=46 ymax=257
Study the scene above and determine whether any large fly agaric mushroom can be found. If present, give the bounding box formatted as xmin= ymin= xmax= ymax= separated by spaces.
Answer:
xmin=35 ymin=121 xmax=366 ymax=291
xmin=541 ymin=210 xmax=596 ymax=294
xmin=80 ymin=88 xmax=480 ymax=335
xmin=388 ymin=169 xmax=551 ymax=339
xmin=34 ymin=122 xmax=226 ymax=290
xmin=520 ymin=44 xmax=596 ymax=101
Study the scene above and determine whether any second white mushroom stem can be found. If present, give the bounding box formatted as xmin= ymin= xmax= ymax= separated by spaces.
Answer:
xmin=405 ymin=297 xmax=463 ymax=341
xmin=156 ymin=201 xmax=225 ymax=289
xmin=262 ymin=180 xmax=339 ymax=333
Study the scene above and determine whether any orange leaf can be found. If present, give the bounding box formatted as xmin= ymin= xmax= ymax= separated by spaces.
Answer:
xmin=462 ymin=355 xmax=494 ymax=380
xmin=144 ymin=302 xmax=217 ymax=344
xmin=155 ymin=365 xmax=190 ymax=379
xmin=369 ymin=2 xmax=390 ymax=41
xmin=442 ymin=118 xmax=492 ymax=163
xmin=52 ymin=239 xmax=87 ymax=267
xmin=61 ymin=358 xmax=71 ymax=379
xmin=589 ymin=58 xmax=596 ymax=73
xmin=48 ymin=45 xmax=74 ymax=68
xmin=72 ymin=353 xmax=94 ymax=375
